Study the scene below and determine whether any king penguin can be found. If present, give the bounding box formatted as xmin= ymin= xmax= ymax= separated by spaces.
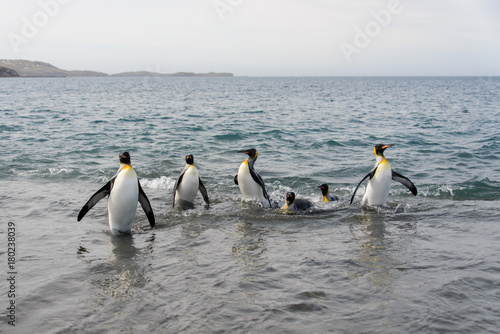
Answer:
xmin=173 ymin=154 xmax=209 ymax=207
xmin=280 ymin=192 xmax=312 ymax=212
xmin=319 ymin=183 xmax=339 ymax=202
xmin=234 ymin=148 xmax=272 ymax=208
xmin=350 ymin=144 xmax=417 ymax=206
xmin=77 ymin=152 xmax=155 ymax=233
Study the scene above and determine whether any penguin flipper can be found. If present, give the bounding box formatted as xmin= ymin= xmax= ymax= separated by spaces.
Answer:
xmin=173 ymin=171 xmax=185 ymax=206
xmin=138 ymin=181 xmax=155 ymax=228
xmin=198 ymin=178 xmax=210 ymax=205
xmin=350 ymin=168 xmax=377 ymax=204
xmin=250 ymin=170 xmax=272 ymax=207
xmin=392 ymin=171 xmax=418 ymax=196
xmin=234 ymin=174 xmax=238 ymax=185
xmin=263 ymin=188 xmax=272 ymax=208
xmin=77 ymin=179 xmax=113 ymax=221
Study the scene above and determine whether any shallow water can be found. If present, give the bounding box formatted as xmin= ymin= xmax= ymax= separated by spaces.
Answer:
xmin=1 ymin=76 xmax=500 ymax=333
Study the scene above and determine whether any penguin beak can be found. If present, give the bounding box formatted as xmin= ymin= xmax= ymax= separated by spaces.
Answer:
xmin=382 ymin=144 xmax=394 ymax=149
xmin=238 ymin=149 xmax=257 ymax=159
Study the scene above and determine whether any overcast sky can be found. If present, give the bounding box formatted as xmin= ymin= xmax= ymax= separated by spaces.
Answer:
xmin=1 ymin=0 xmax=499 ymax=76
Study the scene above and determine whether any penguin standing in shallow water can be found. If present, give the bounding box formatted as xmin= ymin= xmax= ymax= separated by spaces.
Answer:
xmin=350 ymin=144 xmax=417 ymax=206
xmin=77 ymin=152 xmax=155 ymax=233
xmin=173 ymin=154 xmax=209 ymax=207
xmin=319 ymin=183 xmax=339 ymax=202
xmin=280 ymin=192 xmax=312 ymax=212
xmin=234 ymin=148 xmax=272 ymax=207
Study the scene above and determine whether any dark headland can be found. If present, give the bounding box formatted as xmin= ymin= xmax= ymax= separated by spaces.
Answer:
xmin=0 ymin=66 xmax=20 ymax=77
xmin=0 ymin=59 xmax=233 ymax=78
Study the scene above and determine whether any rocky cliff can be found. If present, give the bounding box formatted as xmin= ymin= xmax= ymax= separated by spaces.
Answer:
xmin=0 ymin=66 xmax=20 ymax=77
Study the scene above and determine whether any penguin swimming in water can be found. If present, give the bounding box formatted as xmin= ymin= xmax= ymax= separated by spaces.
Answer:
xmin=234 ymin=148 xmax=272 ymax=207
xmin=350 ymin=144 xmax=417 ymax=206
xmin=319 ymin=183 xmax=339 ymax=202
xmin=280 ymin=192 xmax=313 ymax=212
xmin=173 ymin=154 xmax=209 ymax=207
xmin=77 ymin=152 xmax=155 ymax=233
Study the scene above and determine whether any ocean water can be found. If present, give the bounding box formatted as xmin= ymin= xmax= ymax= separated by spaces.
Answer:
xmin=1 ymin=76 xmax=500 ymax=333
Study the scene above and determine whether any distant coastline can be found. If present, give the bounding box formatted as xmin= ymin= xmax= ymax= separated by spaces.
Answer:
xmin=0 ymin=59 xmax=233 ymax=78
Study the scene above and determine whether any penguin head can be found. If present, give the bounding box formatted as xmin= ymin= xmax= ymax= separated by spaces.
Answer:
xmin=318 ymin=184 xmax=329 ymax=196
xmin=238 ymin=148 xmax=257 ymax=160
xmin=286 ymin=192 xmax=296 ymax=206
xmin=185 ymin=154 xmax=194 ymax=165
xmin=119 ymin=151 xmax=131 ymax=165
xmin=374 ymin=144 xmax=393 ymax=157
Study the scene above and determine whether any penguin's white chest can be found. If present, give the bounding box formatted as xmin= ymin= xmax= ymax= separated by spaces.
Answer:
xmin=238 ymin=162 xmax=265 ymax=200
xmin=176 ymin=166 xmax=199 ymax=203
xmin=363 ymin=161 xmax=392 ymax=206
xmin=108 ymin=166 xmax=139 ymax=232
